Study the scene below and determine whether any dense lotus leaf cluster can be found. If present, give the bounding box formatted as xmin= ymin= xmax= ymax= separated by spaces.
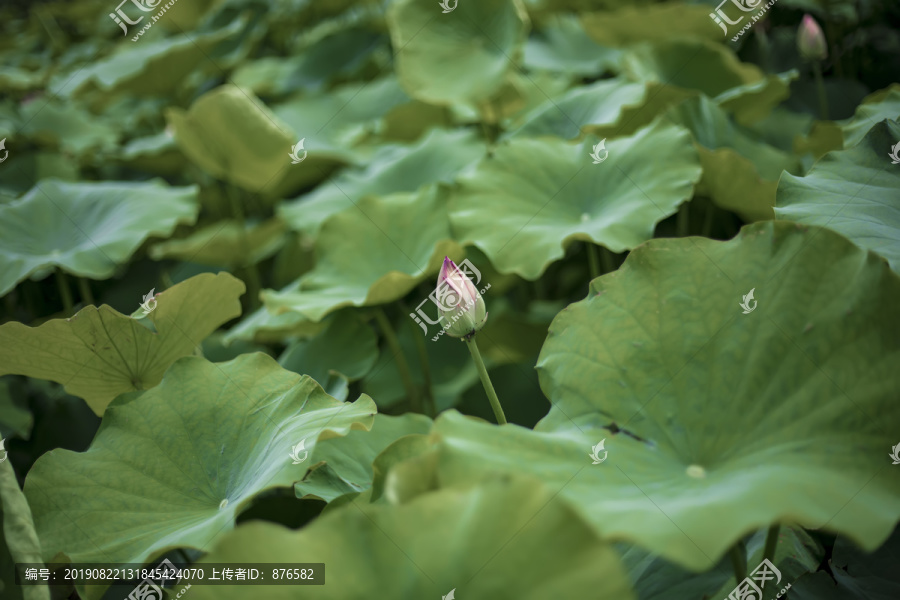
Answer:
xmin=0 ymin=0 xmax=898 ymax=599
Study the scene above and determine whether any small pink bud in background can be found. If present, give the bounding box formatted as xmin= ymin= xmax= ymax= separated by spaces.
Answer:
xmin=797 ymin=14 xmax=827 ymax=61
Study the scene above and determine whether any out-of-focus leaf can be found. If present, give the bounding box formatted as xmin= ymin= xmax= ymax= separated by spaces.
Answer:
xmin=0 ymin=179 xmax=199 ymax=297
xmin=149 ymin=219 xmax=287 ymax=269
xmin=582 ymin=4 xmax=723 ymax=46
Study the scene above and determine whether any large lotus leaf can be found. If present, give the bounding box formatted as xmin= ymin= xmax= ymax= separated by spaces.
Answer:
xmin=166 ymin=85 xmax=295 ymax=194
xmin=776 ymin=120 xmax=900 ymax=273
xmin=24 ymin=354 xmax=376 ymax=582
xmin=387 ymin=0 xmax=529 ymax=106
xmin=665 ymin=95 xmax=800 ymax=221
xmin=188 ymin=476 xmax=636 ymax=600
xmin=278 ymin=309 xmax=379 ymax=385
xmin=838 ymin=84 xmax=900 ymax=148
xmin=623 ymin=38 xmax=761 ymax=98
xmin=450 ymin=119 xmax=701 ymax=279
xmin=262 ymin=187 xmax=462 ymax=321
xmin=18 ymin=100 xmax=119 ymax=156
xmin=149 ymin=219 xmax=286 ymax=268
xmin=278 ymin=129 xmax=485 ymax=237
xmin=50 ymin=20 xmax=240 ymax=99
xmin=222 ymin=288 xmax=326 ymax=346
xmin=295 ymin=413 xmax=432 ymax=503
xmin=530 ymin=220 xmax=900 ymax=567
xmin=0 ymin=178 xmax=199 ymax=297
xmin=0 ymin=273 xmax=244 ymax=415
xmin=508 ymin=78 xmax=647 ymax=140
xmin=523 ymin=14 xmax=622 ymax=77
xmin=581 ymin=4 xmax=722 ymax=46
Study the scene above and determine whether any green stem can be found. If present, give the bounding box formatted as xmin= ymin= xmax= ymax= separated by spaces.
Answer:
xmin=729 ymin=543 xmax=747 ymax=585
xmin=812 ymin=61 xmax=829 ymax=120
xmin=77 ymin=277 xmax=94 ymax=306
xmin=0 ymin=455 xmax=51 ymax=600
xmin=702 ymin=199 xmax=715 ymax=238
xmin=225 ymin=184 xmax=261 ymax=310
xmin=762 ymin=524 xmax=780 ymax=565
xmin=54 ymin=269 xmax=73 ymax=314
xmin=374 ymin=308 xmax=421 ymax=414
xmin=600 ymin=247 xmax=616 ymax=274
xmin=677 ymin=202 xmax=690 ymax=237
xmin=465 ymin=336 xmax=507 ymax=425
xmin=587 ymin=242 xmax=600 ymax=280
xmin=403 ymin=302 xmax=436 ymax=418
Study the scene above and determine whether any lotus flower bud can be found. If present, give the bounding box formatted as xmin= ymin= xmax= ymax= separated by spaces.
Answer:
xmin=436 ymin=257 xmax=487 ymax=338
xmin=797 ymin=14 xmax=827 ymax=61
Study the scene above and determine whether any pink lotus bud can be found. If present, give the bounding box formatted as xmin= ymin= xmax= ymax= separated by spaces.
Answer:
xmin=797 ymin=14 xmax=827 ymax=61
xmin=436 ymin=257 xmax=487 ymax=338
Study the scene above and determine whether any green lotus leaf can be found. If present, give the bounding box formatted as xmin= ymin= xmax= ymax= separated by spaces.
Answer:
xmin=0 ymin=178 xmax=199 ymax=297
xmin=0 ymin=273 xmax=244 ymax=415
xmin=387 ymin=0 xmax=530 ymax=106
xmin=24 ymin=353 xmax=376 ymax=573
xmin=708 ymin=529 xmax=822 ymax=599
xmin=0 ymin=379 xmax=33 ymax=440
xmin=523 ymin=14 xmax=622 ymax=77
xmin=838 ymin=84 xmax=900 ymax=148
xmin=790 ymin=528 xmax=900 ymax=599
xmin=530 ymin=220 xmax=900 ymax=568
xmin=666 ymin=95 xmax=800 ymax=221
xmin=295 ymin=413 xmax=432 ymax=502
xmin=18 ymin=100 xmax=119 ymax=157
xmin=451 ymin=119 xmax=701 ymax=279
xmin=188 ymin=476 xmax=636 ymax=600
xmin=623 ymin=38 xmax=761 ymax=98
xmin=149 ymin=219 xmax=287 ymax=269
xmin=222 ymin=289 xmax=326 ymax=346
xmin=278 ymin=309 xmax=379 ymax=385
xmin=776 ymin=120 xmax=900 ymax=273
xmin=582 ymin=4 xmax=722 ymax=46
xmin=0 ymin=151 xmax=79 ymax=200
xmin=119 ymin=131 xmax=184 ymax=176
xmin=166 ymin=85 xmax=296 ymax=194
xmin=278 ymin=129 xmax=485 ymax=237
xmin=51 ymin=21 xmax=241 ymax=99
xmin=508 ymin=78 xmax=647 ymax=140
xmin=262 ymin=187 xmax=462 ymax=321
xmin=272 ymin=76 xmax=411 ymax=154
xmin=714 ymin=70 xmax=798 ymax=126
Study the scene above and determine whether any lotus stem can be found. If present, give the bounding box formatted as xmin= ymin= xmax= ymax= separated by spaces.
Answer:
xmin=729 ymin=542 xmax=747 ymax=585
xmin=587 ymin=242 xmax=600 ymax=280
xmin=374 ymin=307 xmax=422 ymax=414
xmin=225 ymin=183 xmax=261 ymax=310
xmin=465 ymin=336 xmax=507 ymax=425
xmin=402 ymin=301 xmax=436 ymax=417
xmin=600 ymin=247 xmax=616 ymax=274
xmin=77 ymin=277 xmax=94 ymax=306
xmin=677 ymin=202 xmax=690 ymax=237
xmin=762 ymin=524 xmax=780 ymax=565
xmin=812 ymin=61 xmax=828 ymax=120
xmin=54 ymin=269 xmax=73 ymax=314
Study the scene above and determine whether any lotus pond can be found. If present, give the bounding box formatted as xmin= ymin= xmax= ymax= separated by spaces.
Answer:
xmin=0 ymin=0 xmax=899 ymax=599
